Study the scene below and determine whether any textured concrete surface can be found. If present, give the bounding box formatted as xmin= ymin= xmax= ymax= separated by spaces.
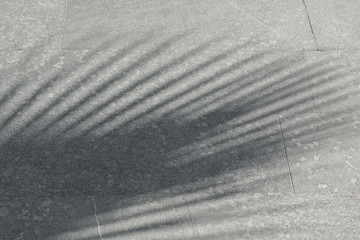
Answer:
xmin=305 ymin=0 xmax=360 ymax=49
xmin=1 ymin=0 xmax=360 ymax=239
xmin=62 ymin=0 xmax=313 ymax=50
xmin=0 ymin=0 xmax=66 ymax=50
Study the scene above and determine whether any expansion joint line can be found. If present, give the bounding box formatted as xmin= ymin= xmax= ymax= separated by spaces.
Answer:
xmin=302 ymin=0 xmax=322 ymax=51
xmin=311 ymin=85 xmax=321 ymax=113
xmin=92 ymin=197 xmax=104 ymax=240
xmin=59 ymin=0 xmax=70 ymax=50
xmin=277 ymin=114 xmax=296 ymax=193
xmin=183 ymin=196 xmax=197 ymax=239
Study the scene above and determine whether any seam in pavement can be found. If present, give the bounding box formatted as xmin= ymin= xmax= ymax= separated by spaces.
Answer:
xmin=186 ymin=204 xmax=196 ymax=239
xmin=183 ymin=195 xmax=198 ymax=239
xmin=91 ymin=197 xmax=104 ymax=240
xmin=311 ymin=85 xmax=321 ymax=113
xmin=301 ymin=0 xmax=322 ymax=51
xmin=300 ymin=50 xmax=321 ymax=113
xmin=182 ymin=196 xmax=199 ymax=239
xmin=1 ymin=116 xmax=16 ymax=155
xmin=277 ymin=114 xmax=296 ymax=193
xmin=59 ymin=0 xmax=70 ymax=50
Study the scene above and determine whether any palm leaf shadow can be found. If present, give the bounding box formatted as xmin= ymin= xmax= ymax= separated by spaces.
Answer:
xmin=1 ymin=30 xmax=359 ymax=240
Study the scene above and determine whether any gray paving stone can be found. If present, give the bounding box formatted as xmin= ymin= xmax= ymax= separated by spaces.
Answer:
xmin=305 ymin=0 xmax=360 ymax=49
xmin=2 ymin=1 xmax=360 ymax=239
xmin=91 ymin=195 xmax=193 ymax=240
xmin=2 ymin=44 xmax=305 ymax=201
xmin=164 ymin=113 xmax=292 ymax=194
xmin=2 ymin=112 xmax=289 ymax=199
xmin=169 ymin=50 xmax=320 ymax=122
xmin=280 ymin=113 xmax=360 ymax=193
xmin=45 ymin=195 xmax=194 ymax=240
xmin=0 ymin=36 xmax=137 ymax=128
xmin=3 ymin=193 xmax=359 ymax=240
xmin=304 ymin=50 xmax=360 ymax=113
xmin=229 ymin=0 xmax=315 ymax=49
xmin=65 ymin=49 xmax=317 ymax=138
xmin=63 ymin=0 xmax=311 ymax=50
xmin=187 ymin=192 xmax=360 ymax=240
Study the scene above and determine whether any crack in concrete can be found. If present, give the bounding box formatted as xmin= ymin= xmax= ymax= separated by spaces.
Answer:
xmin=183 ymin=196 xmax=197 ymax=239
xmin=278 ymin=114 xmax=296 ymax=193
xmin=59 ymin=0 xmax=70 ymax=50
xmin=91 ymin=197 xmax=104 ymax=240
xmin=186 ymin=204 xmax=196 ymax=239
xmin=301 ymin=0 xmax=322 ymax=51
xmin=311 ymin=83 xmax=322 ymax=113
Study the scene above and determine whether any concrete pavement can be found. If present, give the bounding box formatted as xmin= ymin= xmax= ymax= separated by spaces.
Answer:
xmin=1 ymin=0 xmax=360 ymax=239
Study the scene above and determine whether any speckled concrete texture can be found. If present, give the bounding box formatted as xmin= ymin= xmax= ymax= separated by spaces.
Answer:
xmin=0 ymin=0 xmax=66 ymax=50
xmin=62 ymin=0 xmax=313 ymax=50
xmin=304 ymin=0 xmax=360 ymax=49
xmin=1 ymin=0 xmax=360 ymax=240
xmin=281 ymin=113 xmax=360 ymax=193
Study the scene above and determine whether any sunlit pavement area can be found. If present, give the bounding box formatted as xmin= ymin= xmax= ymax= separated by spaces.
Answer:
xmin=1 ymin=0 xmax=360 ymax=239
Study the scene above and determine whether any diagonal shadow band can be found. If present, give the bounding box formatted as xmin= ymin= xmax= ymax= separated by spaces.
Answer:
xmin=2 ymin=42 xmax=356 ymax=198
xmin=29 ymin=32 xmax=190 ymax=139
xmin=57 ymin=37 xmax=225 ymax=137
xmin=8 ymin=34 xmax=154 ymax=141
xmin=1 ymin=29 xmax=359 ymax=240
